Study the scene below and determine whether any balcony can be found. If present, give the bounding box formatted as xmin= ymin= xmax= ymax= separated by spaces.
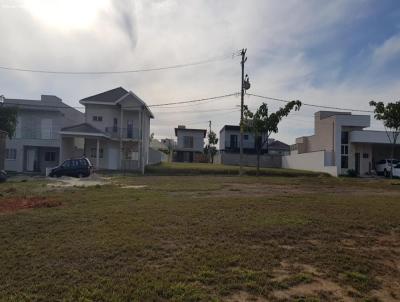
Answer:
xmin=16 ymin=127 xmax=59 ymax=140
xmin=105 ymin=127 xmax=141 ymax=140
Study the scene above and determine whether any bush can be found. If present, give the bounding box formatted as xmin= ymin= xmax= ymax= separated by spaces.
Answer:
xmin=346 ymin=169 xmax=358 ymax=177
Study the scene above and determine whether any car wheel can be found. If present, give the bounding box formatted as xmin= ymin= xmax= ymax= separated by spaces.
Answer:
xmin=384 ymin=169 xmax=389 ymax=178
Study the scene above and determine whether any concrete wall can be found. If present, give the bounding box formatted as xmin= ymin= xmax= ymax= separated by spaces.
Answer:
xmin=282 ymin=150 xmax=337 ymax=176
xmin=220 ymin=153 xmax=282 ymax=168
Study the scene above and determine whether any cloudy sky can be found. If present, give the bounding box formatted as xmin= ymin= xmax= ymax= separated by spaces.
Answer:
xmin=1 ymin=0 xmax=400 ymax=143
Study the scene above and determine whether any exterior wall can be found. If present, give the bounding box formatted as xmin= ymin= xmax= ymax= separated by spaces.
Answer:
xmin=282 ymin=150 xmax=337 ymax=176
xmin=220 ymin=153 xmax=282 ymax=168
xmin=0 ymin=131 xmax=7 ymax=170
xmin=148 ymin=147 xmax=167 ymax=164
xmin=350 ymin=143 xmax=372 ymax=175
xmin=176 ymin=130 xmax=204 ymax=152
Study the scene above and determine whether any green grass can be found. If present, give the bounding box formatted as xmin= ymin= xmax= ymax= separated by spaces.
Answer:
xmin=0 ymin=174 xmax=399 ymax=301
xmin=145 ymin=162 xmax=328 ymax=177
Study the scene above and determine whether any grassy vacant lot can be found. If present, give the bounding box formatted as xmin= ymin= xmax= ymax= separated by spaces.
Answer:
xmin=0 ymin=163 xmax=399 ymax=301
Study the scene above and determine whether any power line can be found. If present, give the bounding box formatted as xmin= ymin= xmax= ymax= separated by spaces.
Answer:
xmin=247 ymin=93 xmax=374 ymax=113
xmin=2 ymin=92 xmax=239 ymax=110
xmin=0 ymin=54 xmax=238 ymax=75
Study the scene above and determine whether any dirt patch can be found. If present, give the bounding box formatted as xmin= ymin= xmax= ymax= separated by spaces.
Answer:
xmin=119 ymin=185 xmax=147 ymax=189
xmin=47 ymin=176 xmax=109 ymax=188
xmin=224 ymin=291 xmax=269 ymax=302
xmin=0 ymin=196 xmax=61 ymax=213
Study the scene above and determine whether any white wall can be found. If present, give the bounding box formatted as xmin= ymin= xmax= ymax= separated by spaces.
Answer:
xmin=282 ymin=150 xmax=338 ymax=176
xmin=176 ymin=130 xmax=205 ymax=152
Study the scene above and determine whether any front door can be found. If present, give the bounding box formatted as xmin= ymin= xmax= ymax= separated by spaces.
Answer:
xmin=108 ymin=146 xmax=119 ymax=170
xmin=26 ymin=149 xmax=36 ymax=171
xmin=355 ymin=153 xmax=360 ymax=176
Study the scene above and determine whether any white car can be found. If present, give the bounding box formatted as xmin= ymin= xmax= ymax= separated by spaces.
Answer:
xmin=375 ymin=159 xmax=400 ymax=177
xmin=393 ymin=164 xmax=400 ymax=178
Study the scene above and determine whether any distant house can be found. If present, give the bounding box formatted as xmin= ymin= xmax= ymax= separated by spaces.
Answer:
xmin=217 ymin=125 xmax=289 ymax=168
xmin=0 ymin=130 xmax=7 ymax=171
xmin=3 ymin=95 xmax=84 ymax=173
xmin=174 ymin=125 xmax=206 ymax=162
xmin=60 ymin=87 xmax=154 ymax=173
xmin=282 ymin=111 xmax=400 ymax=176
xmin=219 ymin=125 xmax=289 ymax=155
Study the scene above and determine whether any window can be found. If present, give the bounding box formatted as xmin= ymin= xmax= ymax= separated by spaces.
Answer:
xmin=183 ymin=136 xmax=194 ymax=148
xmin=363 ymin=153 xmax=369 ymax=159
xmin=90 ymin=148 xmax=104 ymax=158
xmin=92 ymin=116 xmax=103 ymax=122
xmin=113 ymin=118 xmax=118 ymax=132
xmin=341 ymin=131 xmax=349 ymax=144
xmin=244 ymin=134 xmax=249 ymax=140
xmin=5 ymin=148 xmax=17 ymax=160
xmin=230 ymin=135 xmax=238 ymax=149
xmin=341 ymin=156 xmax=348 ymax=169
xmin=44 ymin=151 xmax=56 ymax=162
xmin=340 ymin=130 xmax=349 ymax=169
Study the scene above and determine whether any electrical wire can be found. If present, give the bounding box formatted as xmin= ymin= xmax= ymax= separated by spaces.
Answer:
xmin=247 ymin=93 xmax=374 ymax=113
xmin=0 ymin=54 xmax=238 ymax=75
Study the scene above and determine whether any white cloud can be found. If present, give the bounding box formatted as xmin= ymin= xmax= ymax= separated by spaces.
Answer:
xmin=0 ymin=0 xmax=398 ymax=144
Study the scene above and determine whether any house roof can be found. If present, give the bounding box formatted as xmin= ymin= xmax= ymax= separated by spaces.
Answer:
xmin=220 ymin=125 xmax=240 ymax=132
xmin=80 ymin=87 xmax=129 ymax=103
xmin=60 ymin=123 xmax=105 ymax=135
xmin=269 ymin=140 xmax=290 ymax=150
xmin=79 ymin=87 xmax=154 ymax=119
xmin=174 ymin=127 xmax=207 ymax=137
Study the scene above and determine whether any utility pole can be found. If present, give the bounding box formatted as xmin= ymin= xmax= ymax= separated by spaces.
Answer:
xmin=239 ymin=49 xmax=247 ymax=176
xmin=208 ymin=120 xmax=212 ymax=133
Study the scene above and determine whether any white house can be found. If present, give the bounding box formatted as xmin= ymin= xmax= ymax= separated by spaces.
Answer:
xmin=2 ymin=95 xmax=84 ymax=173
xmin=174 ymin=125 xmax=206 ymax=162
xmin=282 ymin=111 xmax=400 ymax=176
xmin=60 ymin=87 xmax=154 ymax=173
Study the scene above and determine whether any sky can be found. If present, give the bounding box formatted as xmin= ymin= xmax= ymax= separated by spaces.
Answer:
xmin=1 ymin=0 xmax=400 ymax=143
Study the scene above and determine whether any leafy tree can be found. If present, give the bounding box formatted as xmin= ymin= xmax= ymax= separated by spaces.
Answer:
xmin=149 ymin=132 xmax=154 ymax=142
xmin=204 ymin=130 xmax=218 ymax=163
xmin=0 ymin=106 xmax=18 ymax=138
xmin=369 ymin=100 xmax=400 ymax=178
xmin=243 ymin=101 xmax=302 ymax=174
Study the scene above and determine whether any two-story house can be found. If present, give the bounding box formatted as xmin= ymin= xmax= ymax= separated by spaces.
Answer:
xmin=2 ymin=95 xmax=84 ymax=173
xmin=219 ymin=125 xmax=290 ymax=155
xmin=60 ymin=87 xmax=153 ymax=173
xmin=174 ymin=125 xmax=206 ymax=162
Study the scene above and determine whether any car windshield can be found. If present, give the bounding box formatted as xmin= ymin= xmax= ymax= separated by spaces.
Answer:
xmin=389 ymin=159 xmax=399 ymax=164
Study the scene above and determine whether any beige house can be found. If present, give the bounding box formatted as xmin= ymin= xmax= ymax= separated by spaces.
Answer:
xmin=283 ymin=111 xmax=400 ymax=176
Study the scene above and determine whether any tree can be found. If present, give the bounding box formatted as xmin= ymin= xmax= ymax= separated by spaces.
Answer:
xmin=369 ymin=100 xmax=400 ymax=178
xmin=0 ymin=106 xmax=18 ymax=138
xmin=149 ymin=132 xmax=154 ymax=142
xmin=204 ymin=130 xmax=218 ymax=163
xmin=243 ymin=101 xmax=302 ymax=174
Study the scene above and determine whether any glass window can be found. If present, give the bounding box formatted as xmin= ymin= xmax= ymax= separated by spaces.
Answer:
xmin=183 ymin=136 xmax=194 ymax=148
xmin=90 ymin=148 xmax=103 ymax=158
xmin=44 ymin=151 xmax=56 ymax=162
xmin=341 ymin=131 xmax=349 ymax=144
xmin=341 ymin=145 xmax=348 ymax=155
xmin=341 ymin=155 xmax=348 ymax=168
xmin=363 ymin=153 xmax=369 ymax=159
xmin=244 ymin=134 xmax=249 ymax=140
xmin=92 ymin=116 xmax=103 ymax=122
xmin=5 ymin=148 xmax=17 ymax=160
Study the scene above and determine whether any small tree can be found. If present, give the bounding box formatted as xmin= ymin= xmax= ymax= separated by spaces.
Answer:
xmin=204 ymin=130 xmax=218 ymax=163
xmin=243 ymin=101 xmax=302 ymax=174
xmin=369 ymin=100 xmax=400 ymax=178
xmin=0 ymin=106 xmax=18 ymax=138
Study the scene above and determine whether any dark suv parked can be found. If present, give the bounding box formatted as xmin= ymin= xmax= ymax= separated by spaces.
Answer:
xmin=49 ymin=157 xmax=93 ymax=178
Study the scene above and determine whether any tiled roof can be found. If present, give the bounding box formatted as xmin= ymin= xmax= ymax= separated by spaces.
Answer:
xmin=80 ymin=87 xmax=128 ymax=103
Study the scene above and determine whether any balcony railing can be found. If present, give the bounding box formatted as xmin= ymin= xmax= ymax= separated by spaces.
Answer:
xmin=15 ymin=127 xmax=59 ymax=140
xmin=105 ymin=127 xmax=140 ymax=140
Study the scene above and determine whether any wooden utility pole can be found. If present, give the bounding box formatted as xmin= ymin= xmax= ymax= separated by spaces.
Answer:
xmin=239 ymin=49 xmax=247 ymax=176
